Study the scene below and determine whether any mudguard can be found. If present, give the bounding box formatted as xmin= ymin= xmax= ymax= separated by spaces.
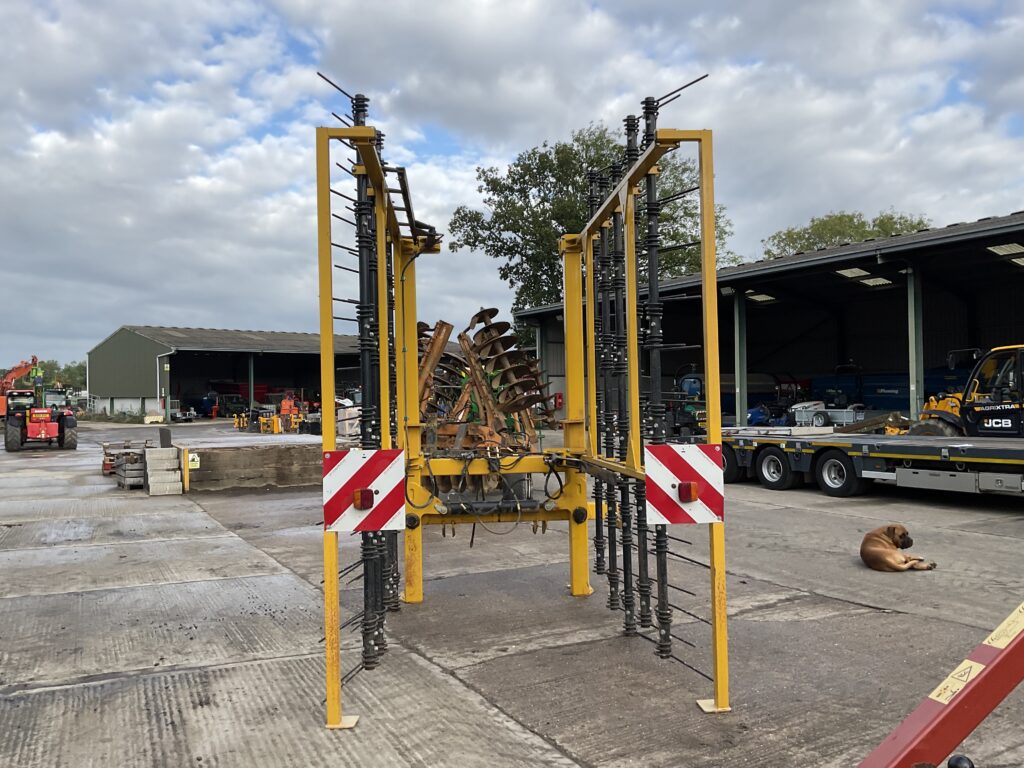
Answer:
xmin=920 ymin=409 xmax=962 ymax=429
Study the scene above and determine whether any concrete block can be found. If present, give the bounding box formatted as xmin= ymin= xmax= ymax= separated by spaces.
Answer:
xmin=145 ymin=457 xmax=180 ymax=471
xmin=145 ymin=447 xmax=179 ymax=460
xmin=146 ymin=470 xmax=182 ymax=484
xmin=147 ymin=482 xmax=183 ymax=496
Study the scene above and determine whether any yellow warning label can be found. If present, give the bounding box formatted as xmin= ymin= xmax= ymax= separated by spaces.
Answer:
xmin=188 ymin=453 xmax=200 ymax=470
xmin=983 ymin=602 xmax=1024 ymax=650
xmin=928 ymin=659 xmax=985 ymax=705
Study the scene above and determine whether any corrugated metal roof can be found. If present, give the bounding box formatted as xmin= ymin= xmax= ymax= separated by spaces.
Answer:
xmin=516 ymin=209 xmax=1024 ymax=319
xmin=123 ymin=326 xmax=360 ymax=354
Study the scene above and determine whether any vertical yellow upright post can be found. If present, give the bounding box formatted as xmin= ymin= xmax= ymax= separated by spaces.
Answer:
xmin=316 ymin=126 xmax=358 ymax=729
xmin=394 ymin=245 xmax=407 ymax=450
xmin=398 ymin=240 xmax=425 ymax=604
xmin=583 ymin=233 xmax=599 ymax=456
xmin=180 ymin=447 xmax=190 ymax=492
xmin=694 ymin=130 xmax=730 ymax=714
xmin=561 ymin=235 xmax=585 ymax=455
xmin=560 ymin=235 xmax=593 ymax=597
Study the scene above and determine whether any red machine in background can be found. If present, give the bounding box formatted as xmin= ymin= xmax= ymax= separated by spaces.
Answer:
xmin=0 ymin=356 xmax=38 ymax=420
xmin=4 ymin=388 xmax=78 ymax=451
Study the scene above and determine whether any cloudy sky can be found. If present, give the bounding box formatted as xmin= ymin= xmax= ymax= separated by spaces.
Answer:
xmin=1 ymin=0 xmax=1022 ymax=364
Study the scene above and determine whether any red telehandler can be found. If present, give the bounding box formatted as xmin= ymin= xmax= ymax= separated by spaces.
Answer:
xmin=1 ymin=357 xmax=78 ymax=452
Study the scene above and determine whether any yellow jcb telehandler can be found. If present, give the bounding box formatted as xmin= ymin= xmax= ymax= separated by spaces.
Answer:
xmin=910 ymin=345 xmax=1024 ymax=438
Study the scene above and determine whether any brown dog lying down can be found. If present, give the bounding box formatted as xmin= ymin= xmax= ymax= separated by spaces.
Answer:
xmin=860 ymin=524 xmax=937 ymax=572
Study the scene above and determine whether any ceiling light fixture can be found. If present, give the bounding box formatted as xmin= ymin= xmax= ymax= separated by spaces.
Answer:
xmin=987 ymin=243 xmax=1024 ymax=256
xmin=836 ymin=267 xmax=870 ymax=278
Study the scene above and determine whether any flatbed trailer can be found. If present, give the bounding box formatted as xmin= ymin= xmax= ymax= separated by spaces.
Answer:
xmin=719 ymin=426 xmax=1024 ymax=498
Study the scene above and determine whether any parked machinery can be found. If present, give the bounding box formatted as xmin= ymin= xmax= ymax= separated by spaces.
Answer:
xmin=315 ymin=80 xmax=731 ymax=729
xmin=0 ymin=356 xmax=38 ymax=421
xmin=4 ymin=388 xmax=78 ymax=452
xmin=912 ymin=345 xmax=1024 ymax=437
xmin=417 ymin=309 xmax=553 ymax=457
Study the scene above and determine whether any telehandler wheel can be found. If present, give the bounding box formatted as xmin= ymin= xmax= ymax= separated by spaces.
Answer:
xmin=755 ymin=446 xmax=801 ymax=490
xmin=60 ymin=427 xmax=78 ymax=450
xmin=814 ymin=449 xmax=869 ymax=497
xmin=5 ymin=422 xmax=21 ymax=452
xmin=722 ymin=445 xmax=741 ymax=483
xmin=908 ymin=418 xmax=961 ymax=437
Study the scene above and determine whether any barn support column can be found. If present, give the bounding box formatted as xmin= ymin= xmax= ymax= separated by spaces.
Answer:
xmin=157 ymin=353 xmax=172 ymax=423
xmin=733 ymin=293 xmax=747 ymax=426
xmin=536 ymin=321 xmax=545 ymax=383
xmin=907 ymin=266 xmax=924 ymax=419
xmin=248 ymin=353 xmax=255 ymax=409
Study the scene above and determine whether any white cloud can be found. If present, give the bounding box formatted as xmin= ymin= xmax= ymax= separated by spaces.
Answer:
xmin=0 ymin=0 xmax=1022 ymax=364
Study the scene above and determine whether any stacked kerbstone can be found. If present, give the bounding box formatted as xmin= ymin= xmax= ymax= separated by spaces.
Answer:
xmin=144 ymin=447 xmax=183 ymax=496
xmin=115 ymin=449 xmax=146 ymax=489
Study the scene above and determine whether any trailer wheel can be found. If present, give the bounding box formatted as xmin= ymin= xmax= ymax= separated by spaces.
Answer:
xmin=908 ymin=418 xmax=961 ymax=437
xmin=5 ymin=422 xmax=21 ymax=452
xmin=815 ymin=450 xmax=868 ymax=497
xmin=722 ymin=445 xmax=741 ymax=483
xmin=755 ymin=447 xmax=800 ymax=490
xmin=811 ymin=411 xmax=830 ymax=428
xmin=60 ymin=427 xmax=78 ymax=450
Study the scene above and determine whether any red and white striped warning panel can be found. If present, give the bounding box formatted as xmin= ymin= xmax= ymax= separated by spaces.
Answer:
xmin=644 ymin=444 xmax=724 ymax=525
xmin=323 ymin=448 xmax=406 ymax=532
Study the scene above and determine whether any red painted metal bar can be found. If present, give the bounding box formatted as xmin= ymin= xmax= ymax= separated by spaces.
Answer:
xmin=859 ymin=601 xmax=1024 ymax=768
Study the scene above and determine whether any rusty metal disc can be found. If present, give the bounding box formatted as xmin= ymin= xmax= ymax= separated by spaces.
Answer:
xmin=515 ymin=393 xmax=549 ymax=409
xmin=498 ymin=377 xmax=540 ymax=395
xmin=496 ymin=393 xmax=538 ymax=413
xmin=467 ymin=307 xmax=499 ymax=328
xmin=475 ymin=335 xmax=519 ymax=357
xmin=492 ymin=364 xmax=534 ymax=385
xmin=484 ymin=351 xmax=530 ymax=373
xmin=472 ymin=321 xmax=511 ymax=344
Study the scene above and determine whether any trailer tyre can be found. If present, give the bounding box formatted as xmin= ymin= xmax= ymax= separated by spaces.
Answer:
xmin=722 ymin=445 xmax=741 ymax=484
xmin=815 ymin=449 xmax=869 ymax=497
xmin=908 ymin=418 xmax=961 ymax=437
xmin=60 ymin=427 xmax=78 ymax=451
xmin=755 ymin=447 xmax=801 ymax=490
xmin=5 ymin=422 xmax=21 ymax=452
xmin=811 ymin=411 xmax=831 ymax=428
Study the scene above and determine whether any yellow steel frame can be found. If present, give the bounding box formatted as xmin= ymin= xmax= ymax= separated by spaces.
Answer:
xmin=316 ymin=126 xmax=358 ymax=730
xmin=574 ymin=128 xmax=730 ymax=714
xmin=317 ymin=122 xmax=728 ymax=725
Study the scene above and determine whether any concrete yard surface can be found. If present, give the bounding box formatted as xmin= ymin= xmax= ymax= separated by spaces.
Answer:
xmin=1 ymin=421 xmax=1023 ymax=766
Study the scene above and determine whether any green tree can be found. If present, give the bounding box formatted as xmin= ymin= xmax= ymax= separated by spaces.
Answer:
xmin=449 ymin=124 xmax=736 ymax=312
xmin=36 ymin=359 xmax=61 ymax=385
xmin=4 ymin=359 xmax=86 ymax=390
xmin=59 ymin=361 xmax=86 ymax=390
xmin=761 ymin=209 xmax=931 ymax=260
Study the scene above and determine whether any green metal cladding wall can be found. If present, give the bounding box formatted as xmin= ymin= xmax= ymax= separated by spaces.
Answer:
xmin=87 ymin=328 xmax=172 ymax=398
